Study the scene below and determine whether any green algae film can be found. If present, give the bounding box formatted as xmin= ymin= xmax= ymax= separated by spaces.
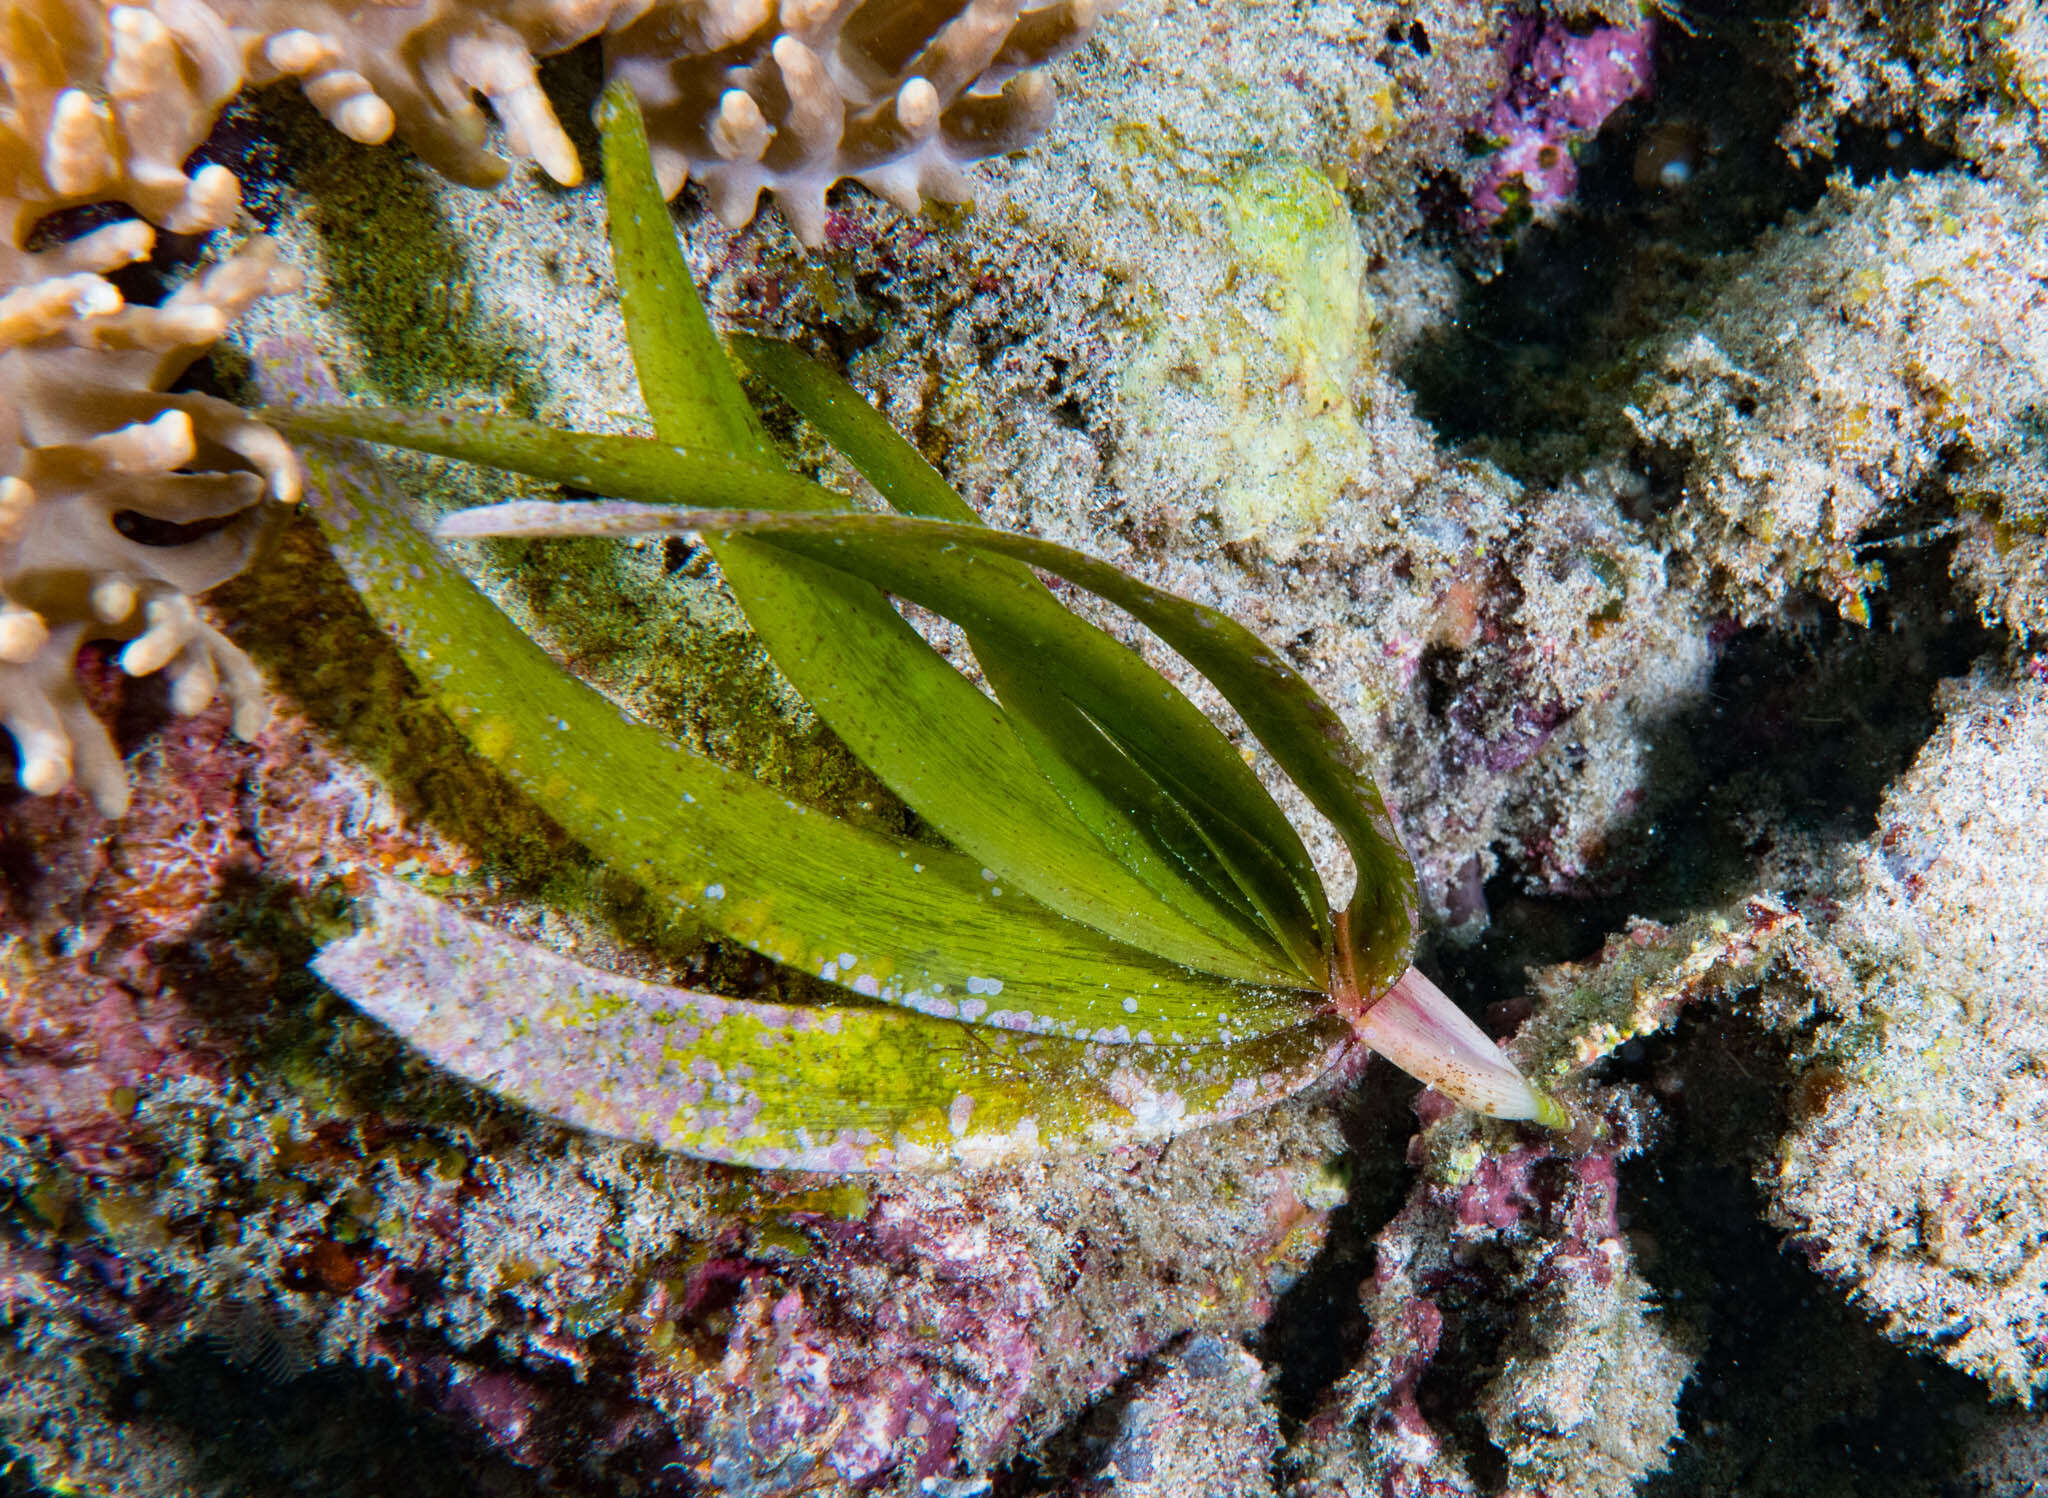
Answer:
xmin=1121 ymin=159 xmax=1378 ymax=542
xmin=317 ymin=880 xmax=1353 ymax=1171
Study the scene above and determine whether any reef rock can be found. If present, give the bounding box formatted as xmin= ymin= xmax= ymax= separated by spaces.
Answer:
xmin=1765 ymin=663 xmax=2048 ymax=1402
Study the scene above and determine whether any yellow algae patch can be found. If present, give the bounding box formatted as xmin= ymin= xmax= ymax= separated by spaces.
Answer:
xmin=470 ymin=713 xmax=517 ymax=761
xmin=317 ymin=879 xmax=1355 ymax=1171
xmin=1121 ymin=159 xmax=1376 ymax=545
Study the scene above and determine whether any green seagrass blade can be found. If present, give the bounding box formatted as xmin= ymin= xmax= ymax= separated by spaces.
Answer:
xmin=247 ymin=81 xmax=1439 ymax=1168
xmin=255 ymin=341 xmax=1317 ymax=1045
xmin=593 ymin=78 xmax=1310 ymax=985
xmin=318 ymin=879 xmax=1353 ymax=1171
xmin=438 ymin=497 xmax=1421 ymax=1000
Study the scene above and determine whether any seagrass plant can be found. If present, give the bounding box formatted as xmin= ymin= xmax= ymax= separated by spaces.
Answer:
xmin=261 ymin=83 xmax=1563 ymax=1170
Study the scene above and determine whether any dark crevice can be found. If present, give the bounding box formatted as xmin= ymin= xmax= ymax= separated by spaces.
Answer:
xmin=111 ymin=509 xmax=242 ymax=548
xmin=1256 ymin=1065 xmax=1422 ymax=1427
xmin=1434 ymin=535 xmax=1996 ymax=1017
xmin=987 ymin=1361 xmax=1151 ymax=1497
xmin=1608 ymin=1010 xmax=1986 ymax=1498
xmin=1251 ymin=519 xmax=1995 ymax=1445
xmin=44 ymin=1340 xmax=550 ymax=1498
xmin=990 ymin=1070 xmax=1421 ymax=1495
xmin=1400 ymin=3 xmax=1961 ymax=487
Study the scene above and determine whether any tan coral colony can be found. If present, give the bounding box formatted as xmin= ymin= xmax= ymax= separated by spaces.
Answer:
xmin=0 ymin=0 xmax=1111 ymax=812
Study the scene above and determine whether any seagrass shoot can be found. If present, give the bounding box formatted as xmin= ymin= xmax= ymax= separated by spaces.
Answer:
xmin=260 ymin=83 xmax=1566 ymax=1171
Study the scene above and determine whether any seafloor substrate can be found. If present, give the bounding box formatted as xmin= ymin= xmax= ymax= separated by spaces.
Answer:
xmin=8 ymin=2 xmax=2048 ymax=1495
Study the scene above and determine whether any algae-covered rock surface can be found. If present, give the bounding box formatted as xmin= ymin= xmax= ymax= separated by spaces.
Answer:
xmin=8 ymin=2 xmax=2048 ymax=1495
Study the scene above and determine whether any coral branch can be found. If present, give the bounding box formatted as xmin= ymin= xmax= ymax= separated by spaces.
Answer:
xmin=0 ymin=0 xmax=1118 ymax=807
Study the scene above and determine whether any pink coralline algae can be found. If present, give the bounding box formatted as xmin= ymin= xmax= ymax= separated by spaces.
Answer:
xmin=0 ymin=658 xmax=245 ymax=1178
xmin=1293 ymin=1087 xmax=1690 ymax=1498
xmin=1465 ymin=14 xmax=1657 ymax=233
xmin=0 ymin=636 xmax=470 ymax=1178
xmin=663 ymin=1198 xmax=1047 ymax=1491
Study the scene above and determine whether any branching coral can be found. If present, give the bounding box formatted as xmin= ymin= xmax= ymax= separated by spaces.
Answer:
xmin=0 ymin=0 xmax=1110 ymax=812
xmin=0 ymin=1 xmax=245 ymax=239
xmin=217 ymin=0 xmax=634 ymax=189
xmin=7 ymin=0 xmax=1116 ymax=252
xmin=12 ymin=0 xmax=1115 ymax=236
xmin=214 ymin=0 xmax=1111 ymax=243
xmin=607 ymin=0 xmax=1115 ymax=244
xmin=2 ymin=3 xmax=300 ymax=814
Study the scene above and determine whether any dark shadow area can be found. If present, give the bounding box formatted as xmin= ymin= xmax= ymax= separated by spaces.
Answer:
xmin=1400 ymin=2 xmax=1958 ymax=485
xmin=0 ymin=1458 xmax=51 ymax=1498
xmin=165 ymin=864 xmax=558 ymax=1141
xmin=1614 ymin=1008 xmax=1985 ymax=1498
xmin=989 ymin=1362 xmax=1149 ymax=1498
xmin=207 ymin=512 xmax=593 ymax=889
xmin=0 ymin=1341 xmax=548 ymax=1498
xmin=1435 ymin=534 xmax=1997 ymax=1015
xmin=989 ymin=1067 xmax=1423 ymax=1497
xmin=537 ymin=45 xmax=607 ymax=178
xmin=112 ymin=1341 xmax=546 ymax=1498
xmin=1255 ymin=1064 xmax=1423 ymax=1425
xmin=229 ymin=86 xmax=545 ymax=413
